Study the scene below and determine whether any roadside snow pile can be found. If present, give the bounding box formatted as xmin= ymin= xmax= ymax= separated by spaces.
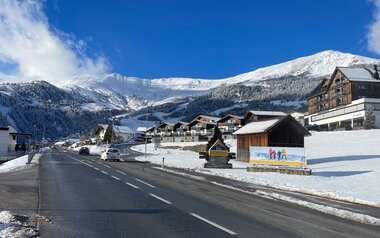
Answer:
xmin=0 ymin=211 xmax=37 ymax=238
xmin=0 ymin=154 xmax=40 ymax=173
xmin=132 ymin=129 xmax=380 ymax=206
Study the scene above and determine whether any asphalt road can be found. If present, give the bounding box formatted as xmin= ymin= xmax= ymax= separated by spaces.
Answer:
xmin=39 ymin=150 xmax=380 ymax=238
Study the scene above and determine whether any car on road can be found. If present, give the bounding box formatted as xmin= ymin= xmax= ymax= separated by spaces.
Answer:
xmin=78 ymin=147 xmax=90 ymax=155
xmin=101 ymin=148 xmax=120 ymax=161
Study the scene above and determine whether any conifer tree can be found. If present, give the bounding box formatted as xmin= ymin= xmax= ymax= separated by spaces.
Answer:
xmin=103 ymin=122 xmax=115 ymax=143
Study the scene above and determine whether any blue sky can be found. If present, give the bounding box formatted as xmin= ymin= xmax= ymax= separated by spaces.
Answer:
xmin=1 ymin=0 xmax=380 ymax=81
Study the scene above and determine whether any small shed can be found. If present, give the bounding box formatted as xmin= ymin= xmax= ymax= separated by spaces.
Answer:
xmin=233 ymin=115 xmax=311 ymax=162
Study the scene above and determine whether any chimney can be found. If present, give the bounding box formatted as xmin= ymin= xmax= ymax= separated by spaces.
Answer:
xmin=374 ymin=65 xmax=380 ymax=79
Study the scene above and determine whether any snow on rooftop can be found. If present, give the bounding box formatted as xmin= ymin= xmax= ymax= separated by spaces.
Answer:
xmin=338 ymin=67 xmax=380 ymax=82
xmin=99 ymin=124 xmax=134 ymax=134
xmin=233 ymin=118 xmax=281 ymax=135
xmin=248 ymin=111 xmax=287 ymax=116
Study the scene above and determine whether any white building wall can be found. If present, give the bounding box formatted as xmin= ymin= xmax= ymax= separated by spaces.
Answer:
xmin=305 ymin=98 xmax=380 ymax=129
xmin=0 ymin=131 xmax=8 ymax=157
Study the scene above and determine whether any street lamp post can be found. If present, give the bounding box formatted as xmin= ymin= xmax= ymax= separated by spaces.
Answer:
xmin=144 ymin=113 xmax=148 ymax=158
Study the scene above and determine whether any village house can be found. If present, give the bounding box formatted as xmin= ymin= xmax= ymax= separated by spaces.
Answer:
xmin=244 ymin=110 xmax=287 ymax=124
xmin=0 ymin=126 xmax=31 ymax=161
xmin=94 ymin=124 xmax=135 ymax=143
xmin=233 ymin=115 xmax=310 ymax=162
xmin=217 ymin=114 xmax=245 ymax=139
xmin=192 ymin=115 xmax=221 ymax=123
xmin=154 ymin=123 xmax=174 ymax=137
xmin=305 ymin=66 xmax=380 ymax=130
xmin=172 ymin=122 xmax=190 ymax=136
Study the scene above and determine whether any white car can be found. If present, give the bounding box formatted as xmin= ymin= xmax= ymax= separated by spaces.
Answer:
xmin=100 ymin=148 xmax=120 ymax=161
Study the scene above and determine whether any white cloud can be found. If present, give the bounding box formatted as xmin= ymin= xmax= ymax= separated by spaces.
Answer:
xmin=0 ymin=0 xmax=109 ymax=83
xmin=367 ymin=0 xmax=380 ymax=54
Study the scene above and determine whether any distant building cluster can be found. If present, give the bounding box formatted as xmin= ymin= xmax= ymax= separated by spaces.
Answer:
xmin=145 ymin=111 xmax=289 ymax=143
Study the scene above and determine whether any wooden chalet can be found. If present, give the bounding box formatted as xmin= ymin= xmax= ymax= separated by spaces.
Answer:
xmin=308 ymin=66 xmax=380 ymax=114
xmin=217 ymin=114 xmax=245 ymax=134
xmin=192 ymin=115 xmax=221 ymax=123
xmin=188 ymin=120 xmax=216 ymax=135
xmin=233 ymin=115 xmax=311 ymax=162
xmin=155 ymin=122 xmax=174 ymax=136
xmin=173 ymin=121 xmax=189 ymax=135
xmin=244 ymin=111 xmax=287 ymax=124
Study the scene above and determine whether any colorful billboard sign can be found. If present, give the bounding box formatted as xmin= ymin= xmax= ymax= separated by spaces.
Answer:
xmin=249 ymin=146 xmax=307 ymax=166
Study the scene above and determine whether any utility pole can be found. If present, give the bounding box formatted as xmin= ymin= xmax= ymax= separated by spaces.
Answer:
xmin=144 ymin=113 xmax=148 ymax=158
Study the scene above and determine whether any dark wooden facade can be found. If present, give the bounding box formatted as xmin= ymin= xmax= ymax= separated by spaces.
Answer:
xmin=308 ymin=66 xmax=380 ymax=115
xmin=173 ymin=122 xmax=189 ymax=132
xmin=188 ymin=120 xmax=216 ymax=131
xmin=235 ymin=116 xmax=310 ymax=162
xmin=217 ymin=115 xmax=244 ymax=127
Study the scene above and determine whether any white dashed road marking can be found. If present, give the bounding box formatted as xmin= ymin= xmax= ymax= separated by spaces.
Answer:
xmin=111 ymin=176 xmax=120 ymax=180
xmin=190 ymin=213 xmax=237 ymax=235
xmin=149 ymin=193 xmax=172 ymax=204
xmin=125 ymin=182 xmax=139 ymax=189
xmin=116 ymin=170 xmax=127 ymax=175
xmin=135 ymin=179 xmax=155 ymax=188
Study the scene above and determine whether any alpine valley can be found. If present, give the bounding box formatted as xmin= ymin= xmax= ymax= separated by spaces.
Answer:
xmin=1 ymin=50 xmax=379 ymax=139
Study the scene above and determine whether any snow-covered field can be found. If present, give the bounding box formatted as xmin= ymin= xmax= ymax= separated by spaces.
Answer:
xmin=131 ymin=130 xmax=380 ymax=206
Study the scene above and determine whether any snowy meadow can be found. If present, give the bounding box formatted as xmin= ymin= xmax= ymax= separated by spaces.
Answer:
xmin=132 ymin=130 xmax=380 ymax=206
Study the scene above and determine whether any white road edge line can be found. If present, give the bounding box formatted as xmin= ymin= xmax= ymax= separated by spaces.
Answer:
xmin=149 ymin=193 xmax=172 ymax=204
xmin=125 ymin=182 xmax=139 ymax=189
xmin=190 ymin=213 xmax=237 ymax=235
xmin=101 ymin=171 xmax=108 ymax=175
xmin=111 ymin=176 xmax=120 ymax=180
xmin=116 ymin=170 xmax=127 ymax=175
xmin=135 ymin=178 xmax=155 ymax=188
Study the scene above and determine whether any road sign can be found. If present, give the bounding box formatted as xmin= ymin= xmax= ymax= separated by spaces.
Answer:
xmin=208 ymin=139 xmax=228 ymax=157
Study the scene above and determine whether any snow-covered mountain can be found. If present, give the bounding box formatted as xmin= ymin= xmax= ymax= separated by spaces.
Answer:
xmin=1 ymin=50 xmax=380 ymax=138
xmin=54 ymin=50 xmax=380 ymax=110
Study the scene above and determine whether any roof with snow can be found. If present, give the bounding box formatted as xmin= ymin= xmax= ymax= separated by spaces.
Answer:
xmin=338 ymin=67 xmax=380 ymax=82
xmin=196 ymin=115 xmax=221 ymax=121
xmin=233 ymin=118 xmax=281 ymax=135
xmin=137 ymin=127 xmax=148 ymax=132
xmin=99 ymin=124 xmax=134 ymax=134
xmin=247 ymin=110 xmax=287 ymax=116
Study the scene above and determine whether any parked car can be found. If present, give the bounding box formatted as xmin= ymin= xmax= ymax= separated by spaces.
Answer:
xmin=100 ymin=148 xmax=120 ymax=161
xmin=78 ymin=147 xmax=90 ymax=155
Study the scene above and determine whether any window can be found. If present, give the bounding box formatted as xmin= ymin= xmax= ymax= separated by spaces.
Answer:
xmin=358 ymin=84 xmax=367 ymax=90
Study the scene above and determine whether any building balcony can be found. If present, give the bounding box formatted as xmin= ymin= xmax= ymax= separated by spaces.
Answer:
xmin=333 ymin=92 xmax=346 ymax=98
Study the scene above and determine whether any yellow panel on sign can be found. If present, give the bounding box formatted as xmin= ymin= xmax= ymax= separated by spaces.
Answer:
xmin=250 ymin=160 xmax=307 ymax=166
xmin=208 ymin=139 xmax=228 ymax=157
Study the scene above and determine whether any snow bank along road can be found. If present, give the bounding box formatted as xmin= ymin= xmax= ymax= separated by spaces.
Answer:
xmin=38 ymin=150 xmax=380 ymax=238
